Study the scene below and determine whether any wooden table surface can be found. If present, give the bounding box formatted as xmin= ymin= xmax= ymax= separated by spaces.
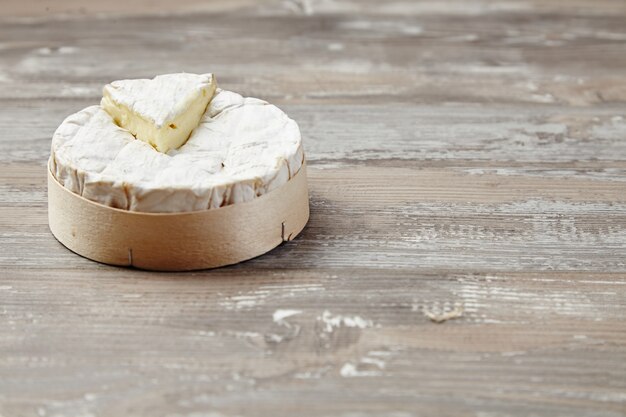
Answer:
xmin=1 ymin=1 xmax=625 ymax=416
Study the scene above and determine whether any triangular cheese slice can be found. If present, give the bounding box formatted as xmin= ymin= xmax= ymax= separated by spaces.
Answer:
xmin=101 ymin=73 xmax=217 ymax=153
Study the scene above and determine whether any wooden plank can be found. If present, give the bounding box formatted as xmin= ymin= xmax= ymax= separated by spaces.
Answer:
xmin=0 ymin=1 xmax=625 ymax=416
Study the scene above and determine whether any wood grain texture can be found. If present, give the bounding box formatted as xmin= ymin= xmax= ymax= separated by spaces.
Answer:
xmin=0 ymin=1 xmax=625 ymax=416
xmin=47 ymin=162 xmax=309 ymax=271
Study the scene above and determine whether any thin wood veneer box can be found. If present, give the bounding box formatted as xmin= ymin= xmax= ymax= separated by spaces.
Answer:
xmin=47 ymin=161 xmax=310 ymax=271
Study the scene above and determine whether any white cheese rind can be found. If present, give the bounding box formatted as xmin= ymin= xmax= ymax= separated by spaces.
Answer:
xmin=101 ymin=73 xmax=217 ymax=153
xmin=51 ymin=89 xmax=304 ymax=213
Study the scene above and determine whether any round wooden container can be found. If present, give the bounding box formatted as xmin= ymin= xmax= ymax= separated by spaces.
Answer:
xmin=48 ymin=161 xmax=309 ymax=271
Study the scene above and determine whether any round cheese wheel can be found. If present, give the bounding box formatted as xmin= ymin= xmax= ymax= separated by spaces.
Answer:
xmin=50 ymin=89 xmax=304 ymax=213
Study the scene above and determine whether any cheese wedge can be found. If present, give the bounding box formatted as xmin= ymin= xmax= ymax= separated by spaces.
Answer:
xmin=101 ymin=73 xmax=217 ymax=153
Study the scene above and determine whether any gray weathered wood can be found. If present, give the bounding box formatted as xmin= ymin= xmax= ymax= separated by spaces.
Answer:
xmin=0 ymin=1 xmax=625 ymax=416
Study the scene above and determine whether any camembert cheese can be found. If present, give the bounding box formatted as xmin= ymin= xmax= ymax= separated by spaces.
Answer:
xmin=51 ymin=87 xmax=304 ymax=213
xmin=101 ymin=73 xmax=217 ymax=153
